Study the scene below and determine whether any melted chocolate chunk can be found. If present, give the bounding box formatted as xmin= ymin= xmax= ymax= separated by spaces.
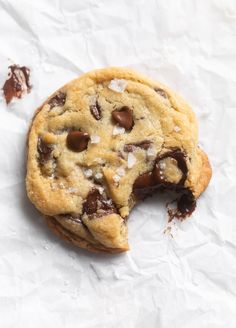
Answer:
xmin=124 ymin=140 xmax=151 ymax=152
xmin=153 ymin=149 xmax=188 ymax=186
xmin=83 ymin=189 xmax=116 ymax=216
xmin=48 ymin=92 xmax=66 ymax=109
xmin=154 ymin=88 xmax=167 ymax=99
xmin=133 ymin=172 xmax=153 ymax=190
xmin=66 ymin=131 xmax=90 ymax=152
xmin=37 ymin=137 xmax=54 ymax=164
xmin=3 ymin=65 xmax=31 ymax=104
xmin=90 ymin=101 xmax=101 ymax=120
xmin=112 ymin=106 xmax=134 ymax=130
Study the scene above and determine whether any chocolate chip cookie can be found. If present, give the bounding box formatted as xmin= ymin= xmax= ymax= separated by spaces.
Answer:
xmin=26 ymin=67 xmax=212 ymax=253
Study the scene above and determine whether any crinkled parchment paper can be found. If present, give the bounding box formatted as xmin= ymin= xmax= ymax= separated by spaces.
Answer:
xmin=0 ymin=0 xmax=236 ymax=327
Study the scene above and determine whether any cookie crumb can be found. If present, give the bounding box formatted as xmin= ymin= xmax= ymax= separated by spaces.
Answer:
xmin=159 ymin=162 xmax=166 ymax=170
xmin=113 ymin=125 xmax=125 ymax=135
xmin=127 ymin=153 xmax=136 ymax=168
xmin=108 ymin=79 xmax=128 ymax=93
xmin=90 ymin=135 xmax=100 ymax=144
xmin=97 ymin=186 xmax=104 ymax=195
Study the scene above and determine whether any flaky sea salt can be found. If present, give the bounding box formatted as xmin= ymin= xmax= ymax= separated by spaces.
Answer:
xmin=127 ymin=153 xmax=136 ymax=168
xmin=67 ymin=187 xmax=78 ymax=193
xmin=84 ymin=169 xmax=93 ymax=178
xmin=90 ymin=135 xmax=100 ymax=144
xmin=116 ymin=167 xmax=125 ymax=177
xmin=173 ymin=126 xmax=181 ymax=132
xmin=159 ymin=162 xmax=166 ymax=170
xmin=95 ymin=172 xmax=103 ymax=179
xmin=113 ymin=174 xmax=121 ymax=183
xmin=113 ymin=125 xmax=125 ymax=135
xmin=147 ymin=147 xmax=156 ymax=158
xmin=108 ymin=79 xmax=128 ymax=93
xmin=98 ymin=186 xmax=104 ymax=195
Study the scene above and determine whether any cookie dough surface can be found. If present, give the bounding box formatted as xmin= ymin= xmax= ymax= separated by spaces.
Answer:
xmin=26 ymin=67 xmax=212 ymax=253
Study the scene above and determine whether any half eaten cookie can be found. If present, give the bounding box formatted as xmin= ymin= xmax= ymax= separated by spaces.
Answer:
xmin=26 ymin=67 xmax=212 ymax=253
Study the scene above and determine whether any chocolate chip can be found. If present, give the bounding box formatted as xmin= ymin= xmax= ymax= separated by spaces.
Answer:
xmin=112 ymin=106 xmax=134 ymax=130
xmin=3 ymin=65 xmax=32 ymax=104
xmin=48 ymin=92 xmax=66 ymax=109
xmin=154 ymin=88 xmax=167 ymax=99
xmin=37 ymin=137 xmax=53 ymax=164
xmin=83 ymin=189 xmax=116 ymax=215
xmin=90 ymin=101 xmax=101 ymax=120
xmin=66 ymin=131 xmax=90 ymax=152
xmin=124 ymin=140 xmax=151 ymax=152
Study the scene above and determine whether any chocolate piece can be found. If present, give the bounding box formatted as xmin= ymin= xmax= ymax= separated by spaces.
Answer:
xmin=124 ymin=140 xmax=151 ymax=152
xmin=154 ymin=88 xmax=167 ymax=99
xmin=90 ymin=101 xmax=101 ymax=120
xmin=3 ymin=65 xmax=31 ymax=104
xmin=48 ymin=92 xmax=66 ymax=109
xmin=112 ymin=106 xmax=133 ymax=130
xmin=66 ymin=131 xmax=90 ymax=152
xmin=37 ymin=137 xmax=53 ymax=163
xmin=83 ymin=189 xmax=115 ymax=215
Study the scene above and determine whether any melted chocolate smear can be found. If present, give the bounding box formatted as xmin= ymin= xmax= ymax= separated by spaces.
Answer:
xmin=167 ymin=190 xmax=196 ymax=221
xmin=154 ymin=88 xmax=167 ymax=99
xmin=124 ymin=140 xmax=151 ymax=152
xmin=83 ymin=189 xmax=116 ymax=216
xmin=3 ymin=65 xmax=31 ymax=104
xmin=90 ymin=101 xmax=101 ymax=120
xmin=48 ymin=92 xmax=66 ymax=109
xmin=37 ymin=137 xmax=53 ymax=164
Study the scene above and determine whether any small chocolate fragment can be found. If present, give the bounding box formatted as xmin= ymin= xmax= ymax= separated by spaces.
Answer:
xmin=66 ymin=131 xmax=90 ymax=152
xmin=112 ymin=106 xmax=133 ymax=130
xmin=83 ymin=189 xmax=116 ymax=216
xmin=48 ymin=92 xmax=66 ymax=109
xmin=3 ymin=65 xmax=31 ymax=104
xmin=90 ymin=101 xmax=101 ymax=120
xmin=154 ymin=88 xmax=167 ymax=99
xmin=124 ymin=140 xmax=151 ymax=152
xmin=37 ymin=137 xmax=53 ymax=164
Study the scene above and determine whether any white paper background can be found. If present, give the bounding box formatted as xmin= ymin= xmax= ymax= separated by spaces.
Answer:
xmin=0 ymin=0 xmax=236 ymax=327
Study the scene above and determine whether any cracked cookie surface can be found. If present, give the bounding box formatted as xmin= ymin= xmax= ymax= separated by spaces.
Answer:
xmin=26 ymin=67 xmax=212 ymax=253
